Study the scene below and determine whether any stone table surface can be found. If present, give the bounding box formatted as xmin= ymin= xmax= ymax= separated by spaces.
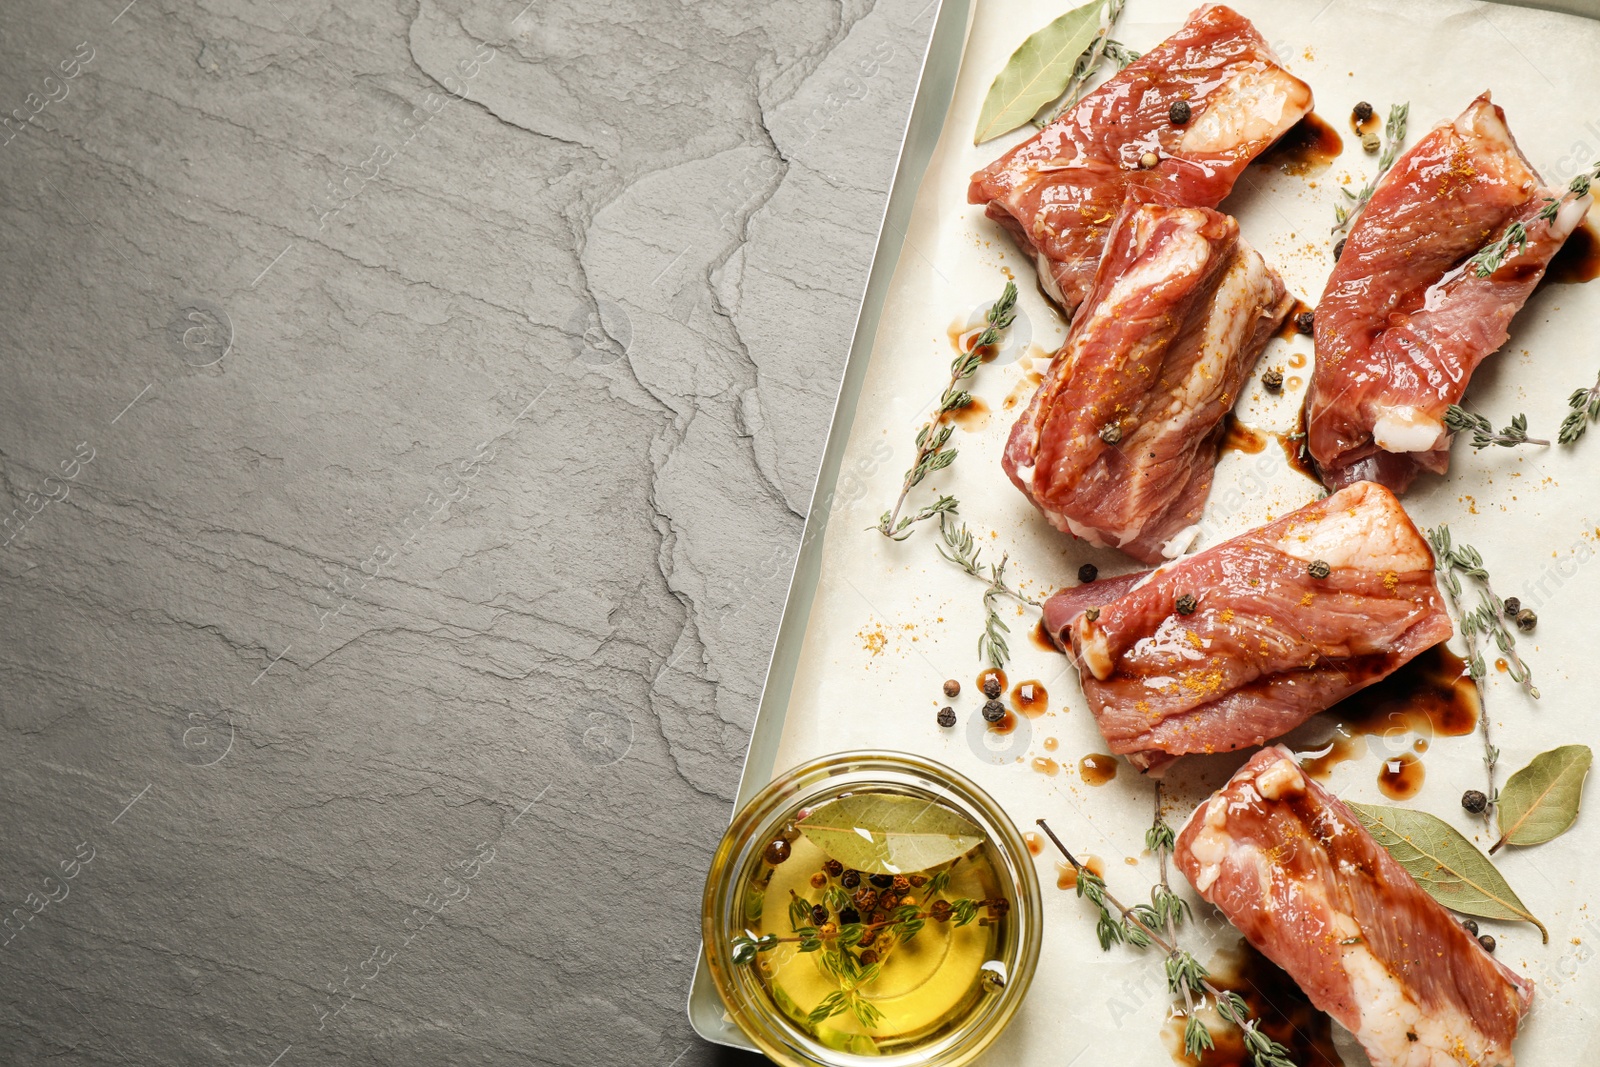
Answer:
xmin=0 ymin=0 xmax=935 ymax=1062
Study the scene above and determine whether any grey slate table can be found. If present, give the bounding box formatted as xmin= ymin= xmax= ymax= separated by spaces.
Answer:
xmin=0 ymin=0 xmax=935 ymax=1062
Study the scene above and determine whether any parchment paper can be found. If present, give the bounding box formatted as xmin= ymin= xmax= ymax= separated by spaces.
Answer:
xmin=759 ymin=0 xmax=1600 ymax=1061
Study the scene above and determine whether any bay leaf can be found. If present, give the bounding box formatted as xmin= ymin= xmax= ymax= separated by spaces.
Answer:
xmin=1496 ymin=744 xmax=1593 ymax=850
xmin=973 ymin=0 xmax=1107 ymax=145
xmin=1350 ymin=802 xmax=1547 ymax=942
xmin=797 ymin=793 xmax=983 ymax=875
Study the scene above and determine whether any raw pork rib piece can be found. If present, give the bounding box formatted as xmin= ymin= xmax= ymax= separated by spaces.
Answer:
xmin=969 ymin=4 xmax=1311 ymax=317
xmin=1307 ymin=93 xmax=1591 ymax=491
xmin=1175 ymin=746 xmax=1534 ymax=1067
xmin=1043 ymin=481 xmax=1450 ymax=771
xmin=1004 ymin=199 xmax=1292 ymax=564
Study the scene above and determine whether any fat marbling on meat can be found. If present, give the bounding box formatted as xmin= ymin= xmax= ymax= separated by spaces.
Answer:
xmin=1042 ymin=481 xmax=1451 ymax=771
xmin=1307 ymin=92 xmax=1591 ymax=491
xmin=969 ymin=4 xmax=1311 ymax=319
xmin=1175 ymin=746 xmax=1534 ymax=1067
xmin=1004 ymin=198 xmax=1291 ymax=563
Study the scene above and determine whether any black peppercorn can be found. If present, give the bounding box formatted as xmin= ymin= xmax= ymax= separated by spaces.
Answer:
xmin=823 ymin=858 xmax=843 ymax=877
xmin=1176 ymin=593 xmax=1197 ymax=615
xmin=1169 ymin=99 xmax=1191 ymax=125
xmin=1502 ymin=596 xmax=1521 ymax=617
xmin=1294 ymin=309 xmax=1315 ymax=335
xmin=841 ymin=869 xmax=861 ymax=889
xmin=909 ymin=874 xmax=928 ymax=887
xmin=943 ymin=678 xmax=961 ymax=698
xmin=930 ymin=899 xmax=953 ymax=921
xmin=1334 ymin=238 xmax=1346 ymax=260
xmin=1515 ymin=608 xmax=1537 ymax=632
xmin=810 ymin=904 xmax=829 ymax=925
xmin=1462 ymin=789 xmax=1488 ymax=814
xmin=982 ymin=699 xmax=1006 ymax=723
xmin=839 ymin=907 xmax=860 ymax=925
xmin=869 ymin=873 xmax=893 ymax=889
xmin=1078 ymin=563 xmax=1098 ymax=584
xmin=987 ymin=897 xmax=1011 ymax=916
xmin=1353 ymin=100 xmax=1374 ymax=124
xmin=763 ymin=839 xmax=791 ymax=865
xmin=981 ymin=675 xmax=1002 ymax=700
xmin=1461 ymin=918 xmax=1479 ymax=936
xmin=937 ymin=706 xmax=957 ymax=728
xmin=1263 ymin=369 xmax=1284 ymax=393
xmin=859 ymin=948 xmax=880 ymax=964
xmin=1308 ymin=559 xmax=1331 ymax=579
xmin=892 ymin=875 xmax=911 ymax=893
xmin=1100 ymin=421 xmax=1123 ymax=445
xmin=1479 ymin=934 xmax=1497 ymax=953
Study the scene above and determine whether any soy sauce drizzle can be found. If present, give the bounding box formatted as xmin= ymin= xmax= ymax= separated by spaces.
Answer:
xmin=1257 ymin=113 xmax=1343 ymax=177
xmin=1543 ymin=220 xmax=1600 ymax=286
xmin=1165 ymin=940 xmax=1341 ymax=1067
xmin=1297 ymin=645 xmax=1478 ymax=779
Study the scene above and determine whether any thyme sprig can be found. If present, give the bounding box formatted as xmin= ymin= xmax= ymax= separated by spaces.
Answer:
xmin=1035 ymin=820 xmax=1295 ymax=1067
xmin=1471 ymin=159 xmax=1600 ymax=278
xmin=1444 ymin=404 xmax=1548 ymax=449
xmin=1036 ymin=0 xmax=1133 ymax=128
xmin=1558 ymin=369 xmax=1600 ymax=444
xmin=876 ymin=282 xmax=1017 ymax=541
xmin=1427 ymin=526 xmax=1496 ymax=825
xmin=1332 ymin=103 xmax=1408 ymax=235
xmin=937 ymin=511 xmax=1039 ymax=669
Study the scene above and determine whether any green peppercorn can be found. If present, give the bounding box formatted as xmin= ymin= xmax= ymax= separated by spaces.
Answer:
xmin=1169 ymin=100 xmax=1191 ymax=125
xmin=1461 ymin=918 xmax=1479 ymax=936
xmin=823 ymin=859 xmax=843 ymax=877
xmin=1262 ymin=369 xmax=1284 ymax=393
xmin=870 ymin=873 xmax=893 ymax=889
xmin=1462 ymin=789 xmax=1488 ymax=814
xmin=1176 ymin=593 xmax=1197 ymax=615
xmin=1515 ymin=608 xmax=1537 ymax=632
xmin=1308 ymin=559 xmax=1331 ymax=579
xmin=1084 ymin=607 xmax=1101 ymax=622
xmin=1295 ymin=309 xmax=1315 ymax=335
xmin=943 ymin=678 xmax=961 ymax=698
xmin=982 ymin=675 xmax=1002 ymax=700
xmin=982 ymin=699 xmax=1006 ymax=723
xmin=763 ymin=839 xmax=791 ymax=865
xmin=842 ymin=869 xmax=861 ymax=889
xmin=1479 ymin=934 xmax=1496 ymax=953
xmin=937 ymin=706 xmax=957 ymax=728
xmin=1361 ymin=131 xmax=1380 ymax=154
xmin=1100 ymin=421 xmax=1123 ymax=445
xmin=1078 ymin=563 xmax=1098 ymax=583
xmin=810 ymin=904 xmax=829 ymax=925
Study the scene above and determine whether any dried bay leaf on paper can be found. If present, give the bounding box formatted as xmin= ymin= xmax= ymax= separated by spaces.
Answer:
xmin=1350 ymin=802 xmax=1547 ymax=942
xmin=974 ymin=0 xmax=1107 ymax=144
xmin=798 ymin=793 xmax=982 ymax=875
xmin=1495 ymin=744 xmax=1593 ymax=850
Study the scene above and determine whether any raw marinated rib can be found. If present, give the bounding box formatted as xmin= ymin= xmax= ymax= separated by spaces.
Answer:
xmin=1043 ymin=481 xmax=1451 ymax=771
xmin=1004 ymin=200 xmax=1292 ymax=563
xmin=969 ymin=4 xmax=1311 ymax=317
xmin=1307 ymin=92 xmax=1591 ymax=491
xmin=1175 ymin=746 xmax=1534 ymax=1067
